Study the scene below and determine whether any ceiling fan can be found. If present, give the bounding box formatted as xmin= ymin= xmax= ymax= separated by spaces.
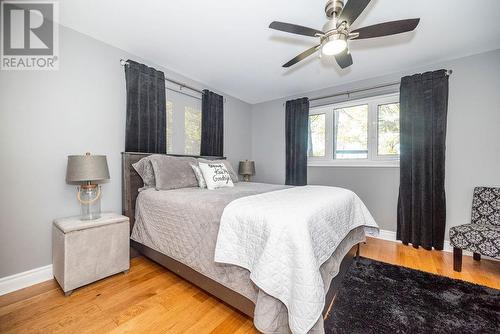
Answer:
xmin=269 ymin=0 xmax=420 ymax=68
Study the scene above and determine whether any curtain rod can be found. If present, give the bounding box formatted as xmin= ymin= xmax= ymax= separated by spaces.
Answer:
xmin=166 ymin=87 xmax=201 ymax=100
xmin=308 ymin=69 xmax=453 ymax=103
xmin=120 ymin=59 xmax=203 ymax=95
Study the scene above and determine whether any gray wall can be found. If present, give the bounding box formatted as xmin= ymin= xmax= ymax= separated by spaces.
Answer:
xmin=0 ymin=25 xmax=252 ymax=278
xmin=251 ymin=49 xmax=500 ymax=235
xmin=1 ymin=24 xmax=499 ymax=279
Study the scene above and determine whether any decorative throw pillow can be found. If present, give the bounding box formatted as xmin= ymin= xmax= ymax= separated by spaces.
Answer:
xmin=150 ymin=155 xmax=199 ymax=190
xmin=197 ymin=158 xmax=239 ymax=183
xmin=198 ymin=162 xmax=234 ymax=190
xmin=132 ymin=155 xmax=157 ymax=191
xmin=191 ymin=164 xmax=207 ymax=189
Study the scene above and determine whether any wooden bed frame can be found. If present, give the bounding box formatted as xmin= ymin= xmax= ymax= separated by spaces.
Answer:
xmin=122 ymin=152 xmax=357 ymax=319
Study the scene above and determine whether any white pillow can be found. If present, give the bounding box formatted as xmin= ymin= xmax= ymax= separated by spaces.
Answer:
xmin=190 ymin=164 xmax=207 ymax=188
xmin=198 ymin=162 xmax=234 ymax=190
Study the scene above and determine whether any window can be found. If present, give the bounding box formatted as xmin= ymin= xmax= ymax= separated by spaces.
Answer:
xmin=334 ymin=104 xmax=368 ymax=159
xmin=308 ymin=93 xmax=399 ymax=167
xmin=166 ymin=101 xmax=173 ymax=153
xmin=166 ymin=90 xmax=202 ymax=155
xmin=377 ymin=103 xmax=400 ymax=156
xmin=308 ymin=113 xmax=326 ymax=157
xmin=184 ymin=106 xmax=201 ymax=155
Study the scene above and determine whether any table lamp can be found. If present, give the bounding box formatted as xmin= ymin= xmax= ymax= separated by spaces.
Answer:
xmin=66 ymin=152 xmax=110 ymax=220
xmin=238 ymin=160 xmax=255 ymax=182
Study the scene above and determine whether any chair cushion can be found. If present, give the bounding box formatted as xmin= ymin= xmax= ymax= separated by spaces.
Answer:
xmin=449 ymin=223 xmax=500 ymax=258
xmin=471 ymin=186 xmax=500 ymax=226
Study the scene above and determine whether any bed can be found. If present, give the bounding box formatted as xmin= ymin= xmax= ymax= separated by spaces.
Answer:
xmin=122 ymin=152 xmax=378 ymax=333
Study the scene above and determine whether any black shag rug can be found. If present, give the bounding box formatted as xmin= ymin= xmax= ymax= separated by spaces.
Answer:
xmin=325 ymin=257 xmax=500 ymax=334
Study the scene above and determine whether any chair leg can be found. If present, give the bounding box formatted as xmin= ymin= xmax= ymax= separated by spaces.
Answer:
xmin=453 ymin=247 xmax=463 ymax=272
xmin=355 ymin=244 xmax=360 ymax=260
xmin=473 ymin=253 xmax=481 ymax=261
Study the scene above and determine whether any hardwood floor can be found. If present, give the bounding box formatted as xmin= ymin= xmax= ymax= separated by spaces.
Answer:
xmin=360 ymin=237 xmax=500 ymax=290
xmin=1 ymin=237 xmax=498 ymax=333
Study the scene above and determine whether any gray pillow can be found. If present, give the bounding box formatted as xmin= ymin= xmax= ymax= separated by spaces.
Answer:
xmin=150 ymin=155 xmax=198 ymax=190
xmin=191 ymin=164 xmax=207 ymax=188
xmin=132 ymin=155 xmax=157 ymax=190
xmin=197 ymin=158 xmax=239 ymax=183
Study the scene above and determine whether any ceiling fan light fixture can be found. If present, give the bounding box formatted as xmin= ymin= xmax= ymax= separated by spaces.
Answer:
xmin=269 ymin=1 xmax=420 ymax=68
xmin=321 ymin=33 xmax=347 ymax=56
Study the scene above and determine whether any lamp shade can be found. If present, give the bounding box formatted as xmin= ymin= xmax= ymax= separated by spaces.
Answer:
xmin=66 ymin=153 xmax=110 ymax=183
xmin=238 ymin=160 xmax=255 ymax=176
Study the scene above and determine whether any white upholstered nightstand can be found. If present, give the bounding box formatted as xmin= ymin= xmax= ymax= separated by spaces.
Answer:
xmin=52 ymin=212 xmax=130 ymax=296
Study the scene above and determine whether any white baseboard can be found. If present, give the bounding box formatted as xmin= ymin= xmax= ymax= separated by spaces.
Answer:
xmin=374 ymin=229 xmax=453 ymax=253
xmin=0 ymin=265 xmax=53 ymax=296
xmin=373 ymin=229 xmax=499 ymax=261
xmin=374 ymin=229 xmax=398 ymax=242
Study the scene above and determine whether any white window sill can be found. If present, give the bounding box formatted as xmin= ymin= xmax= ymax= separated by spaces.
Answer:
xmin=308 ymin=160 xmax=400 ymax=168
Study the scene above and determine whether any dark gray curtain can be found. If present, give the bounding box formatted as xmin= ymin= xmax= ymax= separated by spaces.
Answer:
xmin=397 ymin=69 xmax=449 ymax=250
xmin=200 ymin=90 xmax=224 ymax=156
xmin=285 ymin=97 xmax=309 ymax=186
xmin=125 ymin=60 xmax=166 ymax=153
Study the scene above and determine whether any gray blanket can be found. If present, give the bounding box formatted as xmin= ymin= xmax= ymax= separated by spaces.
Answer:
xmin=131 ymin=182 xmax=366 ymax=333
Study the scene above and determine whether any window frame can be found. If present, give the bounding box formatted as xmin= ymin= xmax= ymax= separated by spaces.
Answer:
xmin=333 ymin=102 xmax=369 ymax=161
xmin=308 ymin=93 xmax=400 ymax=168
xmin=308 ymin=107 xmax=332 ymax=160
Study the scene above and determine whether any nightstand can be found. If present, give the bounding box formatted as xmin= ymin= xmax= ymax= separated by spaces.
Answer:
xmin=52 ymin=212 xmax=130 ymax=296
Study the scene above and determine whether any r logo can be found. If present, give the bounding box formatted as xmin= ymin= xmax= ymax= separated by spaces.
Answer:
xmin=2 ymin=2 xmax=53 ymax=55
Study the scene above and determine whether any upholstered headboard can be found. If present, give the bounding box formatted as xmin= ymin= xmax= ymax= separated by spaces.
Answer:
xmin=121 ymin=152 xmax=225 ymax=231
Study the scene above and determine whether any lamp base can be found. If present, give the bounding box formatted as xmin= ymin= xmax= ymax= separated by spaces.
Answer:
xmin=80 ymin=212 xmax=101 ymax=221
xmin=78 ymin=184 xmax=102 ymax=220
xmin=242 ymin=175 xmax=251 ymax=182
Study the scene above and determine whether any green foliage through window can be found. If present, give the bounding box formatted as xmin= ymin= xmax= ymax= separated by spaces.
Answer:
xmin=184 ymin=107 xmax=201 ymax=155
xmin=378 ymin=103 xmax=400 ymax=155
xmin=166 ymin=101 xmax=173 ymax=153
xmin=308 ymin=114 xmax=326 ymax=157
xmin=335 ymin=105 xmax=368 ymax=159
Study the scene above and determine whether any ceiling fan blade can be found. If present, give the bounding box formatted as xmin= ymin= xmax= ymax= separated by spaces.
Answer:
xmin=283 ymin=45 xmax=321 ymax=68
xmin=269 ymin=21 xmax=323 ymax=37
xmin=350 ymin=19 xmax=420 ymax=39
xmin=334 ymin=48 xmax=353 ymax=69
xmin=337 ymin=0 xmax=371 ymax=27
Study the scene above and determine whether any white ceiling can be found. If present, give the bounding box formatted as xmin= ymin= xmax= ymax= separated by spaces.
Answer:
xmin=59 ymin=0 xmax=500 ymax=104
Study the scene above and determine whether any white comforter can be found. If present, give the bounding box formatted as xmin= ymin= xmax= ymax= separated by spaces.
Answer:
xmin=214 ymin=186 xmax=379 ymax=334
